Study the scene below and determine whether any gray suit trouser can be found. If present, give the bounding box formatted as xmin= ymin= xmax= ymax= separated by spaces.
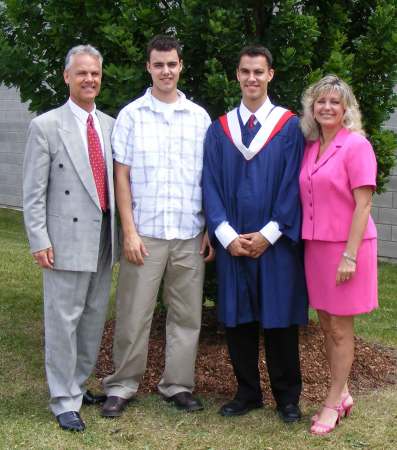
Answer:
xmin=43 ymin=215 xmax=112 ymax=416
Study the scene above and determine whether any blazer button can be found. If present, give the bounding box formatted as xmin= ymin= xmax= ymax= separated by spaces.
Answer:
xmin=65 ymin=190 xmax=70 ymax=195
xmin=59 ymin=163 xmax=64 ymax=168
xmin=73 ymin=217 xmax=78 ymax=222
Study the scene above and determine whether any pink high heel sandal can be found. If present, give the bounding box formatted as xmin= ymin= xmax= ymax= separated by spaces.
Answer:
xmin=311 ymin=393 xmax=354 ymax=424
xmin=310 ymin=404 xmax=342 ymax=436
xmin=340 ymin=393 xmax=354 ymax=418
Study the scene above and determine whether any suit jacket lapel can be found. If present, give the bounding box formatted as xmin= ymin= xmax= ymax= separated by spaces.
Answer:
xmin=305 ymin=140 xmax=319 ymax=176
xmin=58 ymin=103 xmax=101 ymax=210
xmin=312 ymin=127 xmax=351 ymax=174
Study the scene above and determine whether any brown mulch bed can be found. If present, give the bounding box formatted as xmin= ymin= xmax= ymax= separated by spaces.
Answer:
xmin=96 ymin=308 xmax=396 ymax=405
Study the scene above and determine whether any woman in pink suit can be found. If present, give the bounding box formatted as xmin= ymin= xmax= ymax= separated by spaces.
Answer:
xmin=299 ymin=75 xmax=378 ymax=435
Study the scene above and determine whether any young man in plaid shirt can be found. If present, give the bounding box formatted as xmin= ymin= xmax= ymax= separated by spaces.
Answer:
xmin=102 ymin=35 xmax=214 ymax=417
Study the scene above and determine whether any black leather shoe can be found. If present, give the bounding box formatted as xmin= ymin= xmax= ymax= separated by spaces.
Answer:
xmin=82 ymin=390 xmax=107 ymax=405
xmin=101 ymin=396 xmax=130 ymax=418
xmin=165 ymin=392 xmax=203 ymax=412
xmin=277 ymin=403 xmax=302 ymax=423
xmin=219 ymin=399 xmax=263 ymax=417
xmin=56 ymin=411 xmax=85 ymax=432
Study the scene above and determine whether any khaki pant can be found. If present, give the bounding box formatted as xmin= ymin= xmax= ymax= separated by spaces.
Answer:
xmin=104 ymin=234 xmax=205 ymax=398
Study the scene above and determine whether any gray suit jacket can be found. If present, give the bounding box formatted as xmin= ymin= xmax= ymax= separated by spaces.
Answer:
xmin=23 ymin=103 xmax=118 ymax=272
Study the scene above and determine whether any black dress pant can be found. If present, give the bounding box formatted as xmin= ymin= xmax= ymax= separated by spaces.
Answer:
xmin=225 ymin=322 xmax=302 ymax=406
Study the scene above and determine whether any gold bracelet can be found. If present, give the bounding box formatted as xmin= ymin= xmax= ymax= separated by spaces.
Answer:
xmin=343 ymin=252 xmax=357 ymax=264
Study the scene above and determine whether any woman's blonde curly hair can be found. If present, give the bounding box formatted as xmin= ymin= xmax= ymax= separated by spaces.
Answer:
xmin=300 ymin=75 xmax=365 ymax=141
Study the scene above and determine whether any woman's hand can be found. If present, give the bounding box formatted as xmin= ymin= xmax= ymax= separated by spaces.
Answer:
xmin=336 ymin=256 xmax=356 ymax=284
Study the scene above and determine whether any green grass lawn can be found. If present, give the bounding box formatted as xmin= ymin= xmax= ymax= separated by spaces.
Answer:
xmin=0 ymin=208 xmax=396 ymax=450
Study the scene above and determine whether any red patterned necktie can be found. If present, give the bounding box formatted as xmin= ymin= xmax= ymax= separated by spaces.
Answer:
xmin=248 ymin=114 xmax=256 ymax=129
xmin=87 ymin=114 xmax=108 ymax=211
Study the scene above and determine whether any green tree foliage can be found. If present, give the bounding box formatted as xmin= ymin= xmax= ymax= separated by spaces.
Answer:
xmin=0 ymin=0 xmax=396 ymax=190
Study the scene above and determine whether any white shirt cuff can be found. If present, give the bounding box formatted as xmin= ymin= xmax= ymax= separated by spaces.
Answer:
xmin=215 ymin=221 xmax=239 ymax=249
xmin=259 ymin=221 xmax=282 ymax=245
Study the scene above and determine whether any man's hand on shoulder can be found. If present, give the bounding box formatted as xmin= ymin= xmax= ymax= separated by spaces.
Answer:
xmin=200 ymin=231 xmax=215 ymax=262
xmin=33 ymin=247 xmax=54 ymax=269
xmin=227 ymin=237 xmax=251 ymax=257
xmin=123 ymin=232 xmax=149 ymax=265
xmin=239 ymin=232 xmax=270 ymax=258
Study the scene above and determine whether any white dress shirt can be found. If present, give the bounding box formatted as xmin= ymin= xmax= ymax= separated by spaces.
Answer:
xmin=68 ymin=98 xmax=105 ymax=157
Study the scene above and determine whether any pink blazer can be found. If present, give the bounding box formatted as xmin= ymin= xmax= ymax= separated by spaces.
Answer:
xmin=299 ymin=127 xmax=377 ymax=242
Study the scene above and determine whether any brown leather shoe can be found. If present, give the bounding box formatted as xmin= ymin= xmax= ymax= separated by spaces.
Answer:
xmin=101 ymin=396 xmax=130 ymax=418
xmin=165 ymin=392 xmax=203 ymax=412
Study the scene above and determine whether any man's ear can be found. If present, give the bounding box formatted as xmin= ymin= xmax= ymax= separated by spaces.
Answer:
xmin=268 ymin=68 xmax=275 ymax=82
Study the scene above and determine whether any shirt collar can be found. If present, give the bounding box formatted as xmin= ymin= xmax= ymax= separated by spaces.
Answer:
xmin=239 ymin=97 xmax=273 ymax=126
xmin=68 ymin=98 xmax=97 ymax=124
xmin=139 ymin=87 xmax=190 ymax=112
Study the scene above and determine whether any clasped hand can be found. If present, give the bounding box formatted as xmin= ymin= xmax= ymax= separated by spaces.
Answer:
xmin=228 ymin=232 xmax=270 ymax=258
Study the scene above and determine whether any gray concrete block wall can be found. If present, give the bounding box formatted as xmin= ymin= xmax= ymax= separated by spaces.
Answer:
xmin=0 ymin=85 xmax=35 ymax=208
xmin=375 ymin=105 xmax=397 ymax=261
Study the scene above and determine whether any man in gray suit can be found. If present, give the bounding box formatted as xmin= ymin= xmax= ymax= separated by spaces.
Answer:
xmin=23 ymin=44 xmax=117 ymax=432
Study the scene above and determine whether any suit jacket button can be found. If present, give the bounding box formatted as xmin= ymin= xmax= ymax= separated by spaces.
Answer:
xmin=73 ymin=217 xmax=78 ymax=222
xmin=59 ymin=163 xmax=64 ymax=168
xmin=65 ymin=190 xmax=70 ymax=195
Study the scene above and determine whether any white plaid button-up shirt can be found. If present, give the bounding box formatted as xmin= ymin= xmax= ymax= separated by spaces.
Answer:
xmin=112 ymin=88 xmax=211 ymax=240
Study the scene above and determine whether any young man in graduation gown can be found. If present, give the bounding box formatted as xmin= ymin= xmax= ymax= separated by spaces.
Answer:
xmin=202 ymin=45 xmax=308 ymax=422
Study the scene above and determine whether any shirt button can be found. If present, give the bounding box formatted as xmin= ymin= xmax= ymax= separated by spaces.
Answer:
xmin=65 ymin=190 xmax=70 ymax=195
xmin=59 ymin=163 xmax=64 ymax=168
xmin=308 ymin=190 xmax=311 ymax=194
xmin=310 ymin=216 xmax=313 ymax=220
xmin=73 ymin=217 xmax=78 ymax=222
xmin=310 ymin=202 xmax=312 ymax=207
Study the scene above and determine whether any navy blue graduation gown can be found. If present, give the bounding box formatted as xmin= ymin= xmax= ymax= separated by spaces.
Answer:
xmin=203 ymin=112 xmax=308 ymax=328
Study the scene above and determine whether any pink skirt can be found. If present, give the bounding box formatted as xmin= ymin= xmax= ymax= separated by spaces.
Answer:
xmin=304 ymin=239 xmax=378 ymax=316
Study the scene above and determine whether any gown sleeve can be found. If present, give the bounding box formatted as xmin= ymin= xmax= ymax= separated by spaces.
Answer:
xmin=271 ymin=116 xmax=305 ymax=243
xmin=202 ymin=122 xmax=228 ymax=244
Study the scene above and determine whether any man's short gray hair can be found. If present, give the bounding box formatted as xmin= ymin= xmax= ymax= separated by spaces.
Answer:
xmin=64 ymin=45 xmax=103 ymax=70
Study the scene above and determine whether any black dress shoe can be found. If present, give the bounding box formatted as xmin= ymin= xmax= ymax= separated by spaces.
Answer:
xmin=82 ymin=390 xmax=107 ymax=405
xmin=56 ymin=411 xmax=85 ymax=432
xmin=219 ymin=398 xmax=263 ymax=417
xmin=277 ymin=403 xmax=302 ymax=423
xmin=165 ymin=392 xmax=203 ymax=412
xmin=101 ymin=396 xmax=130 ymax=418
